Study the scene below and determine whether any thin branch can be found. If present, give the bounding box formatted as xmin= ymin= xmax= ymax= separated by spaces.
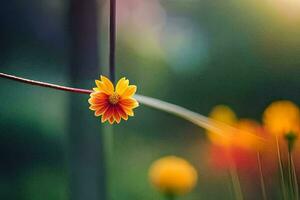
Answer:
xmin=0 ymin=72 xmax=92 ymax=94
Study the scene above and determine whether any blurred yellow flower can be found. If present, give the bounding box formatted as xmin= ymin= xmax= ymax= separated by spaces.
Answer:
xmin=88 ymin=76 xmax=139 ymax=124
xmin=209 ymin=105 xmax=237 ymax=124
xmin=263 ymin=100 xmax=300 ymax=137
xmin=149 ymin=156 xmax=198 ymax=196
xmin=207 ymin=105 xmax=237 ymax=146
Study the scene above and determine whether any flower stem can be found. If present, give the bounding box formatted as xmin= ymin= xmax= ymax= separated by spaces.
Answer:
xmin=288 ymin=150 xmax=294 ymax=199
xmin=257 ymin=152 xmax=267 ymax=200
xmin=275 ymin=136 xmax=287 ymax=200
xmin=287 ymin=147 xmax=299 ymax=200
xmin=292 ymin=157 xmax=299 ymax=200
xmin=227 ymin=153 xmax=243 ymax=200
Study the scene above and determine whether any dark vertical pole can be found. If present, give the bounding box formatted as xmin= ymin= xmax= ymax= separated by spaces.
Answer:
xmin=109 ymin=0 xmax=116 ymax=83
xmin=103 ymin=1 xmax=117 ymax=199
xmin=68 ymin=0 xmax=106 ymax=200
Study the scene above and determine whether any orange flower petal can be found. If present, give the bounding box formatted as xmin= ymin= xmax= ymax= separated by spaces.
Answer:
xmin=95 ymin=106 xmax=109 ymax=116
xmin=120 ymin=106 xmax=134 ymax=116
xmin=101 ymin=106 xmax=114 ymax=122
xmin=89 ymin=93 xmax=108 ymax=100
xmin=119 ymin=98 xmax=139 ymax=108
xmin=116 ymin=77 xmax=129 ymax=95
xmin=92 ymin=92 xmax=109 ymax=98
xmin=95 ymin=80 xmax=113 ymax=95
xmin=121 ymin=85 xmax=137 ymax=99
xmin=113 ymin=107 xmax=121 ymax=123
xmin=116 ymin=106 xmax=128 ymax=120
xmin=108 ymin=116 xmax=115 ymax=124
xmin=89 ymin=104 xmax=102 ymax=110
xmin=100 ymin=75 xmax=114 ymax=92
xmin=90 ymin=100 xmax=108 ymax=107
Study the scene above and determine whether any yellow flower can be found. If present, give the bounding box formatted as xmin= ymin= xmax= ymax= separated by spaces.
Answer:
xmin=207 ymin=105 xmax=237 ymax=146
xmin=149 ymin=156 xmax=198 ymax=196
xmin=88 ymin=76 xmax=139 ymax=124
xmin=263 ymin=100 xmax=300 ymax=137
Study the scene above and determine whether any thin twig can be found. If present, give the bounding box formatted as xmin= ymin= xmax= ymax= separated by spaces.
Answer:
xmin=0 ymin=72 xmax=92 ymax=94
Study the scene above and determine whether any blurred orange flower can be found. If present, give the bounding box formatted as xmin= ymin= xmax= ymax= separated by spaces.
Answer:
xmin=208 ymin=120 xmax=269 ymax=178
xmin=88 ymin=76 xmax=139 ymax=124
xmin=207 ymin=105 xmax=260 ymax=149
xmin=235 ymin=119 xmax=265 ymax=151
xmin=149 ymin=156 xmax=198 ymax=196
xmin=207 ymin=105 xmax=267 ymax=175
xmin=263 ymin=100 xmax=300 ymax=137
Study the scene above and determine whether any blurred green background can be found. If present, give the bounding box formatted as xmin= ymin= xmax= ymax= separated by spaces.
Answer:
xmin=0 ymin=0 xmax=300 ymax=199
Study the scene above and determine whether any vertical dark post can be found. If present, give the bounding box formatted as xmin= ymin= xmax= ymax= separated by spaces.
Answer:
xmin=103 ymin=1 xmax=117 ymax=199
xmin=109 ymin=0 xmax=116 ymax=83
xmin=68 ymin=0 xmax=106 ymax=200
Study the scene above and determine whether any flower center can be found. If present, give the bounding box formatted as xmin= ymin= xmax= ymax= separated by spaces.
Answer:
xmin=109 ymin=92 xmax=120 ymax=104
